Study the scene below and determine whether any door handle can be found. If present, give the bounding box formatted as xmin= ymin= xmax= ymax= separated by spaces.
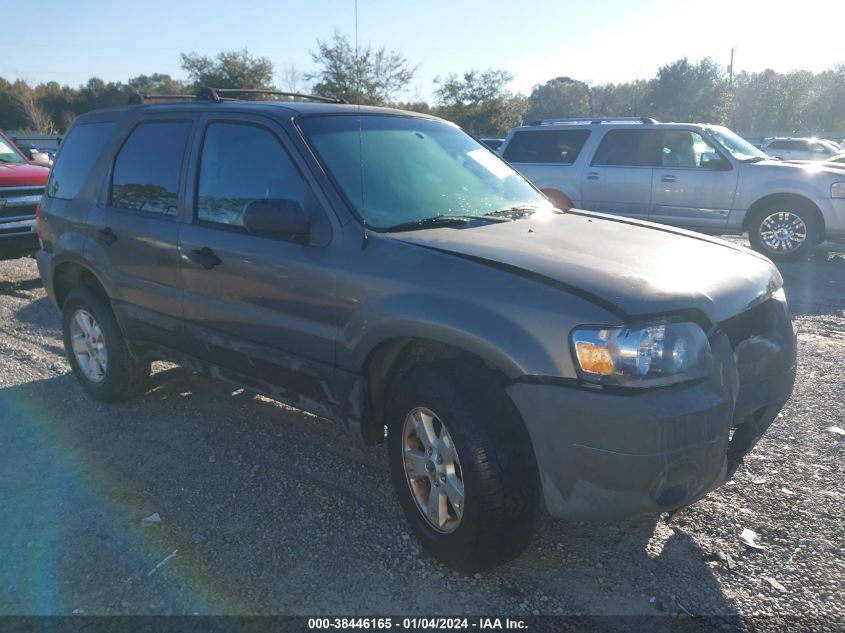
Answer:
xmin=97 ymin=227 xmax=118 ymax=246
xmin=586 ymin=172 xmax=600 ymax=180
xmin=660 ymin=175 xmax=677 ymax=183
xmin=187 ymin=247 xmax=222 ymax=270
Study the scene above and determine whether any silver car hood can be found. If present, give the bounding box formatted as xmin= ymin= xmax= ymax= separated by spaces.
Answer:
xmin=392 ymin=210 xmax=782 ymax=325
xmin=751 ymin=158 xmax=845 ymax=177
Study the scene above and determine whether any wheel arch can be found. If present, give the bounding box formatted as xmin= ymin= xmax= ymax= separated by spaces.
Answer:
xmin=743 ymin=193 xmax=826 ymax=241
xmin=358 ymin=336 xmax=517 ymax=445
xmin=53 ymin=259 xmax=111 ymax=309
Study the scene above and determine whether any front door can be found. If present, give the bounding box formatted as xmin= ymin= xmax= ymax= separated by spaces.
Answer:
xmin=649 ymin=129 xmax=738 ymax=230
xmin=579 ymin=128 xmax=662 ymax=220
xmin=177 ymin=114 xmax=339 ymax=417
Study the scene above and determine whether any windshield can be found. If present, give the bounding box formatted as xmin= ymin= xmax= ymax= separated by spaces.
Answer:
xmin=707 ymin=126 xmax=769 ymax=161
xmin=298 ymin=115 xmax=549 ymax=230
xmin=0 ymin=134 xmax=26 ymax=164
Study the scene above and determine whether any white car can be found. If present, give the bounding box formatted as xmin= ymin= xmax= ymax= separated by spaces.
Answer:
xmin=761 ymin=137 xmax=841 ymax=161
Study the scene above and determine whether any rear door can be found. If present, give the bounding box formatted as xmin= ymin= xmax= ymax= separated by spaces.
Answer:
xmin=580 ymin=128 xmax=662 ymax=219
xmin=649 ymin=129 xmax=738 ymax=230
xmin=85 ymin=114 xmax=194 ymax=349
xmin=177 ymin=113 xmax=339 ymax=417
xmin=500 ymin=128 xmax=591 ymax=206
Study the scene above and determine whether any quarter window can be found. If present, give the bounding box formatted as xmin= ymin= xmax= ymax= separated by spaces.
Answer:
xmin=591 ymin=129 xmax=662 ymax=167
xmin=110 ymin=121 xmax=191 ymax=215
xmin=502 ymin=129 xmax=591 ymax=164
xmin=47 ymin=122 xmax=115 ymax=200
xmin=196 ymin=123 xmax=307 ymax=228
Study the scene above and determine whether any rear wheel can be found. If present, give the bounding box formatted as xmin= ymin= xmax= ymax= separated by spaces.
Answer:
xmin=748 ymin=201 xmax=820 ymax=261
xmin=386 ymin=361 xmax=539 ymax=571
xmin=61 ymin=287 xmax=149 ymax=402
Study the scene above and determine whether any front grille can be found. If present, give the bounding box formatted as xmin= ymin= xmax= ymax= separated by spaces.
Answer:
xmin=0 ymin=186 xmax=44 ymax=222
xmin=0 ymin=203 xmax=36 ymax=220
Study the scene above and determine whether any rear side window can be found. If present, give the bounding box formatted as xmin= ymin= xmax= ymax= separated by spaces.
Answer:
xmin=503 ymin=129 xmax=591 ymax=164
xmin=110 ymin=121 xmax=191 ymax=215
xmin=196 ymin=122 xmax=307 ymax=228
xmin=591 ymin=129 xmax=662 ymax=167
xmin=47 ymin=122 xmax=114 ymax=200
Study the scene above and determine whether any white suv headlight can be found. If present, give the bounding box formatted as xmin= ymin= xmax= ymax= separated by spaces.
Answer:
xmin=832 ymin=182 xmax=845 ymax=198
xmin=571 ymin=321 xmax=712 ymax=388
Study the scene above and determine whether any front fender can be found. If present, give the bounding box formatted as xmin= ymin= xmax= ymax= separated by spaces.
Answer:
xmin=337 ymin=291 xmax=561 ymax=380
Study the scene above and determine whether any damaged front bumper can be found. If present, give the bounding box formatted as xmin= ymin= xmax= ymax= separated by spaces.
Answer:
xmin=506 ymin=297 xmax=797 ymax=521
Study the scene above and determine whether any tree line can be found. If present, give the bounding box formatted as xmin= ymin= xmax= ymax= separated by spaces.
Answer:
xmin=2 ymin=33 xmax=844 ymax=138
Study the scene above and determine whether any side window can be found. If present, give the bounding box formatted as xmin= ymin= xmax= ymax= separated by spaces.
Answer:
xmin=661 ymin=131 xmax=718 ymax=168
xmin=47 ymin=122 xmax=114 ymax=200
xmin=809 ymin=142 xmax=827 ymax=153
xmin=768 ymin=140 xmax=790 ymax=150
xmin=196 ymin=122 xmax=306 ymax=228
xmin=503 ymin=129 xmax=591 ymax=164
xmin=591 ymin=129 xmax=662 ymax=167
xmin=110 ymin=121 xmax=191 ymax=215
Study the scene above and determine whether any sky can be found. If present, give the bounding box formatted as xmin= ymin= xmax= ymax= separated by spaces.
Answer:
xmin=4 ymin=0 xmax=844 ymax=100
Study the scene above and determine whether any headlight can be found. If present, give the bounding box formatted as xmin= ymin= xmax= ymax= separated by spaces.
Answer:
xmin=832 ymin=182 xmax=845 ymax=198
xmin=571 ymin=320 xmax=712 ymax=387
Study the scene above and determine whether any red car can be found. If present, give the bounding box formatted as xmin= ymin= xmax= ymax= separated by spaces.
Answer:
xmin=0 ymin=129 xmax=50 ymax=260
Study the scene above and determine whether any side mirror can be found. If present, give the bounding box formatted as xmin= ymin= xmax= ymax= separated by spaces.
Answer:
xmin=701 ymin=152 xmax=732 ymax=171
xmin=243 ymin=198 xmax=310 ymax=241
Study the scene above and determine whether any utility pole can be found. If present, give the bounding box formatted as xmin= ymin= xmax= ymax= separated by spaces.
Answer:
xmin=729 ymin=47 xmax=737 ymax=85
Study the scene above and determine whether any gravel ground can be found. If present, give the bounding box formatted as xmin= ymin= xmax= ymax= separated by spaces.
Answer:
xmin=0 ymin=244 xmax=842 ymax=623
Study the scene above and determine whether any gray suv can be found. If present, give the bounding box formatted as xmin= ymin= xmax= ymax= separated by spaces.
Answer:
xmin=37 ymin=91 xmax=796 ymax=571
xmin=499 ymin=117 xmax=845 ymax=260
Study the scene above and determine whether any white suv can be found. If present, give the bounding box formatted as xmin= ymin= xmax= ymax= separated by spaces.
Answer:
xmin=761 ymin=137 xmax=841 ymax=161
xmin=498 ymin=118 xmax=845 ymax=260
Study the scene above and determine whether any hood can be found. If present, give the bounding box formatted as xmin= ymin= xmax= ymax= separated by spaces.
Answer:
xmin=750 ymin=158 xmax=845 ymax=178
xmin=391 ymin=210 xmax=781 ymax=325
xmin=0 ymin=162 xmax=50 ymax=187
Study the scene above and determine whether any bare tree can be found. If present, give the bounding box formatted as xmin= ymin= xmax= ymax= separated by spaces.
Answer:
xmin=279 ymin=62 xmax=310 ymax=94
xmin=13 ymin=90 xmax=55 ymax=134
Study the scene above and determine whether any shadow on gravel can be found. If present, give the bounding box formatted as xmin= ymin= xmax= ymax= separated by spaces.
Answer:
xmin=0 ymin=368 xmax=740 ymax=617
xmin=0 ymin=276 xmax=42 ymax=298
xmin=775 ymin=252 xmax=845 ymax=317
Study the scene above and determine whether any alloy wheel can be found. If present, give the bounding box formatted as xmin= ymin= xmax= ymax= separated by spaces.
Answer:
xmin=69 ymin=309 xmax=108 ymax=383
xmin=401 ymin=407 xmax=465 ymax=533
xmin=758 ymin=211 xmax=808 ymax=254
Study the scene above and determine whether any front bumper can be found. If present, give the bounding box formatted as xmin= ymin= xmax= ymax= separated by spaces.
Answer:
xmin=507 ymin=298 xmax=797 ymax=521
xmin=0 ymin=219 xmax=38 ymax=260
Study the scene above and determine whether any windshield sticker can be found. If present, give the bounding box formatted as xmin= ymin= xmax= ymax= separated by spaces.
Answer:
xmin=467 ymin=148 xmax=512 ymax=180
xmin=0 ymin=141 xmax=14 ymax=154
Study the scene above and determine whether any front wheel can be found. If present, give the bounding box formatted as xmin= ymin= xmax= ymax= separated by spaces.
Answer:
xmin=748 ymin=203 xmax=820 ymax=261
xmin=386 ymin=361 xmax=539 ymax=572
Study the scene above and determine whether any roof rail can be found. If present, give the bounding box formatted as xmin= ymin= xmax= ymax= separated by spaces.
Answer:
xmin=529 ymin=116 xmax=658 ymax=126
xmin=128 ymin=87 xmax=347 ymax=106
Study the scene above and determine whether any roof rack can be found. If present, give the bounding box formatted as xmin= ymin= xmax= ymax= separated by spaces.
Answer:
xmin=128 ymin=87 xmax=347 ymax=106
xmin=529 ymin=116 xmax=658 ymax=126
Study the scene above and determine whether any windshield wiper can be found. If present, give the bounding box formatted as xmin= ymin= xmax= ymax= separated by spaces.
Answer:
xmin=382 ymin=215 xmax=473 ymax=233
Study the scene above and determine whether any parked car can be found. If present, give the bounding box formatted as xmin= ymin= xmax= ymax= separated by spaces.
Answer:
xmin=498 ymin=118 xmax=845 ymax=260
xmin=37 ymin=91 xmax=797 ymax=571
xmin=0 ymin=129 xmax=50 ymax=260
xmin=478 ymin=138 xmax=504 ymax=151
xmin=760 ymin=137 xmax=841 ymax=161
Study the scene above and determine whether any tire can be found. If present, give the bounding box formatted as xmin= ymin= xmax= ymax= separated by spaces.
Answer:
xmin=747 ymin=200 xmax=820 ymax=261
xmin=386 ymin=360 xmax=539 ymax=572
xmin=61 ymin=286 xmax=149 ymax=402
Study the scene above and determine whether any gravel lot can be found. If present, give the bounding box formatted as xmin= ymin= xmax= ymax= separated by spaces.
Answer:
xmin=0 ymin=244 xmax=842 ymax=623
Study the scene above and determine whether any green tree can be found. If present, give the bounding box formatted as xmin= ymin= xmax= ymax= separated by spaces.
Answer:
xmin=307 ymin=32 xmax=417 ymax=105
xmin=180 ymin=49 xmax=275 ymax=90
xmin=128 ymin=73 xmax=188 ymax=96
xmin=433 ymin=69 xmax=527 ymax=136
xmin=647 ymin=57 xmax=730 ymax=123
xmin=525 ymin=76 xmax=591 ymax=121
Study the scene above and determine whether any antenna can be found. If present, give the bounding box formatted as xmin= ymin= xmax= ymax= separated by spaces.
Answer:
xmin=355 ymin=0 xmax=368 ymax=248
